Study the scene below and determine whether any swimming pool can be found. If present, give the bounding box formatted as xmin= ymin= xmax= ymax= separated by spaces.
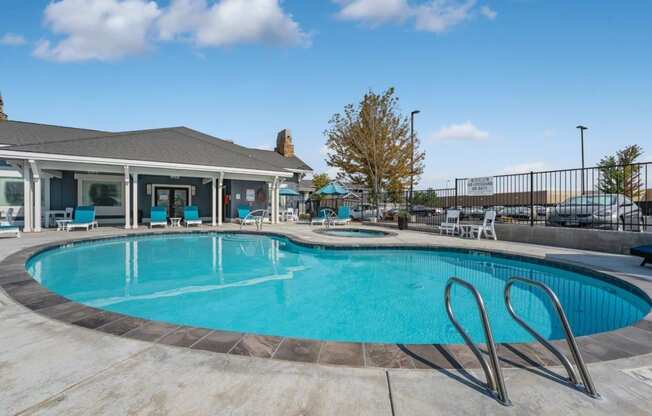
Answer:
xmin=26 ymin=233 xmax=651 ymax=345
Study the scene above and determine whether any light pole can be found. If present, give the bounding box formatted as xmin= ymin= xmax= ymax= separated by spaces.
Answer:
xmin=410 ymin=110 xmax=420 ymax=209
xmin=576 ymin=125 xmax=588 ymax=194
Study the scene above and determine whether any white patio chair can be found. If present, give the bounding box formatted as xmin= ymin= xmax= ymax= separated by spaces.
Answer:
xmin=439 ymin=210 xmax=461 ymax=235
xmin=285 ymin=208 xmax=298 ymax=222
xmin=471 ymin=210 xmax=498 ymax=240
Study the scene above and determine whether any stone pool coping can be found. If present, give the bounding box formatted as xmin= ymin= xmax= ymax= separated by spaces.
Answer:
xmin=1 ymin=228 xmax=652 ymax=371
xmin=312 ymin=227 xmax=397 ymax=238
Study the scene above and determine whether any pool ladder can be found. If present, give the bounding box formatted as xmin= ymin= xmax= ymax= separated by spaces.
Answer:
xmin=444 ymin=276 xmax=600 ymax=407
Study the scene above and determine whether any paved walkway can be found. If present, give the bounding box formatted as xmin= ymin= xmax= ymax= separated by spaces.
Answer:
xmin=1 ymin=224 xmax=652 ymax=415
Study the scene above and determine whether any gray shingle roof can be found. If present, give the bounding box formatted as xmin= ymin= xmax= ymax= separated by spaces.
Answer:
xmin=0 ymin=120 xmax=109 ymax=146
xmin=0 ymin=121 xmax=312 ymax=174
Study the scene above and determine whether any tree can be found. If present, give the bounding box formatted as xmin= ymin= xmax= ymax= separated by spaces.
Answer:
xmin=311 ymin=173 xmax=330 ymax=192
xmin=411 ymin=189 xmax=439 ymax=206
xmin=324 ymin=88 xmax=425 ymax=212
xmin=597 ymin=145 xmax=644 ymax=199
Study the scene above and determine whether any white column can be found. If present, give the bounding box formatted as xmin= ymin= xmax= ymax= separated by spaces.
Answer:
xmin=271 ymin=180 xmax=277 ymax=224
xmin=218 ymin=173 xmax=224 ymax=226
xmin=31 ymin=163 xmax=42 ymax=232
xmin=276 ymin=181 xmax=281 ymax=224
xmin=22 ymin=163 xmax=32 ymax=232
xmin=132 ymin=173 xmax=138 ymax=229
xmin=124 ymin=167 xmax=131 ymax=229
xmin=211 ymin=176 xmax=217 ymax=227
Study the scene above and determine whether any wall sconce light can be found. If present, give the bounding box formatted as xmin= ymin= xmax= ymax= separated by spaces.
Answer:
xmin=146 ymin=184 xmax=152 ymax=195
xmin=191 ymin=186 xmax=196 ymax=196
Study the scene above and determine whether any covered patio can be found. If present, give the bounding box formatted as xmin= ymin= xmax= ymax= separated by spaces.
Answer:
xmin=5 ymin=157 xmax=290 ymax=231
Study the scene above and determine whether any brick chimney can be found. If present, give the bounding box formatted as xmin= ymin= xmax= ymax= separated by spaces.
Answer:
xmin=275 ymin=128 xmax=295 ymax=158
xmin=0 ymin=92 xmax=7 ymax=122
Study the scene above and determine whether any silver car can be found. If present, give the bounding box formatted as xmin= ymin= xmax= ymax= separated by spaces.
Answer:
xmin=350 ymin=204 xmax=383 ymax=220
xmin=547 ymin=194 xmax=642 ymax=231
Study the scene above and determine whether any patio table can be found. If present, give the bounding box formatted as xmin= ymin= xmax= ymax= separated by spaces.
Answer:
xmin=55 ymin=219 xmax=72 ymax=231
xmin=459 ymin=224 xmax=474 ymax=238
xmin=45 ymin=210 xmax=68 ymax=228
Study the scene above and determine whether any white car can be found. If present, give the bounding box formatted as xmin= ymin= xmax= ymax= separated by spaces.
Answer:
xmin=351 ymin=204 xmax=383 ymax=220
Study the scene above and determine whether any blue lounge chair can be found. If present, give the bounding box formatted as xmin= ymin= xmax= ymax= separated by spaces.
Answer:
xmin=66 ymin=206 xmax=97 ymax=231
xmin=237 ymin=209 xmax=268 ymax=229
xmin=235 ymin=207 xmax=252 ymax=225
xmin=150 ymin=206 xmax=168 ymax=228
xmin=332 ymin=206 xmax=352 ymax=226
xmin=183 ymin=206 xmax=202 ymax=227
xmin=631 ymin=245 xmax=652 ymax=267
xmin=0 ymin=223 xmax=20 ymax=238
xmin=311 ymin=208 xmax=335 ymax=226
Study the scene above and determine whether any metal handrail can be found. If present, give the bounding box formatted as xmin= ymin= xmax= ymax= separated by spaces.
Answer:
xmin=504 ymin=276 xmax=599 ymax=398
xmin=445 ymin=277 xmax=512 ymax=406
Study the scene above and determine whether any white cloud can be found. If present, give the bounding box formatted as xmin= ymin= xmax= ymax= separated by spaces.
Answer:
xmin=326 ymin=165 xmax=342 ymax=179
xmin=414 ymin=0 xmax=475 ymax=33
xmin=1 ymin=33 xmax=27 ymax=46
xmin=431 ymin=121 xmax=490 ymax=141
xmin=334 ymin=0 xmax=410 ymax=25
xmin=501 ymin=161 xmax=548 ymax=175
xmin=480 ymin=5 xmax=497 ymax=20
xmin=34 ymin=0 xmax=161 ymax=62
xmin=157 ymin=0 xmax=206 ymax=41
xmin=33 ymin=0 xmax=309 ymax=62
xmin=158 ymin=0 xmax=310 ymax=47
xmin=333 ymin=0 xmax=493 ymax=33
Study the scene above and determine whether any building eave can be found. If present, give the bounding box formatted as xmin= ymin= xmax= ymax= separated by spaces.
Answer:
xmin=0 ymin=149 xmax=293 ymax=178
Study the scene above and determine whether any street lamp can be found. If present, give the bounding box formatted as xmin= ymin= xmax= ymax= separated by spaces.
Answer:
xmin=576 ymin=125 xmax=588 ymax=194
xmin=410 ymin=110 xmax=420 ymax=208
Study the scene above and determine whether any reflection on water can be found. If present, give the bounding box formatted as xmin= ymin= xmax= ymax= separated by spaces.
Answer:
xmin=27 ymin=234 xmax=651 ymax=344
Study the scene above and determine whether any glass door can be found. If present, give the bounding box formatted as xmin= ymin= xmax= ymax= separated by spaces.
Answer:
xmin=172 ymin=189 xmax=189 ymax=218
xmin=154 ymin=188 xmax=171 ymax=216
xmin=155 ymin=187 xmax=189 ymax=218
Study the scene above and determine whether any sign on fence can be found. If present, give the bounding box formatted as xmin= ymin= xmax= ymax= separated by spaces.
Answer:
xmin=467 ymin=177 xmax=494 ymax=196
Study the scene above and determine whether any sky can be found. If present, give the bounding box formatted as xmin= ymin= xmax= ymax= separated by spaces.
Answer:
xmin=1 ymin=0 xmax=651 ymax=188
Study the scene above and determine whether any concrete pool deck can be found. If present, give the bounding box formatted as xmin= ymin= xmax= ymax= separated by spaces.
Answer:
xmin=2 ymin=224 xmax=652 ymax=415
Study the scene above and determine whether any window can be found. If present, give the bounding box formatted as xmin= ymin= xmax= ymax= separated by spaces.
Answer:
xmin=81 ymin=181 xmax=122 ymax=207
xmin=0 ymin=177 xmax=23 ymax=206
xmin=75 ymin=174 xmax=124 ymax=215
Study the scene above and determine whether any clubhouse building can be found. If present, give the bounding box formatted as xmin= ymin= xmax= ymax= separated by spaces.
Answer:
xmin=0 ymin=115 xmax=312 ymax=231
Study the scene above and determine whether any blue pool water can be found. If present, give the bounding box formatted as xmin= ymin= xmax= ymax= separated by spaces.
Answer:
xmin=26 ymin=233 xmax=650 ymax=344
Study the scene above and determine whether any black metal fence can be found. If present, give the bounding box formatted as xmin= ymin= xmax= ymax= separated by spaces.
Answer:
xmin=354 ymin=162 xmax=652 ymax=232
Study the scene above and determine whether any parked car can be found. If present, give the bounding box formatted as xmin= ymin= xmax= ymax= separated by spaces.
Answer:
xmin=455 ymin=206 xmax=485 ymax=220
xmin=547 ymin=194 xmax=643 ymax=231
xmin=410 ymin=205 xmax=442 ymax=216
xmin=351 ymin=204 xmax=384 ymax=220
xmin=497 ymin=206 xmax=546 ymax=221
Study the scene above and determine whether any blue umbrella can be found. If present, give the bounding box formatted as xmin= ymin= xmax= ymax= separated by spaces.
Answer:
xmin=316 ymin=182 xmax=349 ymax=196
xmin=279 ymin=187 xmax=300 ymax=196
